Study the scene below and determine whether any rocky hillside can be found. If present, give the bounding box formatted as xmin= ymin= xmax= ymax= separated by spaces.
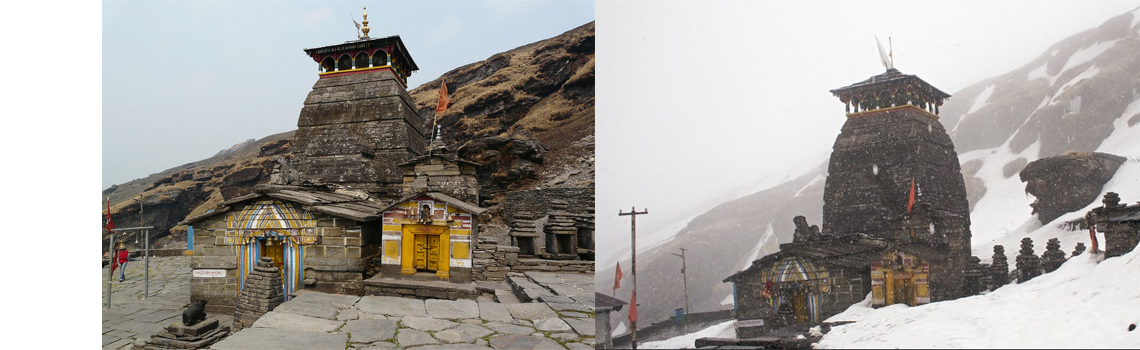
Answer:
xmin=409 ymin=21 xmax=595 ymax=200
xmin=600 ymin=7 xmax=1140 ymax=328
xmin=102 ymin=21 xmax=595 ymax=248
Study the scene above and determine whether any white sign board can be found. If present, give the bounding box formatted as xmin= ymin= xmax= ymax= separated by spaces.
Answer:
xmin=193 ymin=269 xmax=227 ymax=278
xmin=736 ymin=319 xmax=765 ymax=328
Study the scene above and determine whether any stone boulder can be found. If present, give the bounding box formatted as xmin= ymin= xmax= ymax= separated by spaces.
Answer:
xmin=1019 ymin=151 xmax=1126 ymax=224
xmin=458 ymin=134 xmax=547 ymax=197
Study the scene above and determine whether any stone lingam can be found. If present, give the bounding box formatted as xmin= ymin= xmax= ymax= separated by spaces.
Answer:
xmin=131 ymin=300 xmax=230 ymax=350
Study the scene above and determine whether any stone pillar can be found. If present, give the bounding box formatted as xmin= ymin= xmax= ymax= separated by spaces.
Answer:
xmin=232 ymin=257 xmax=285 ymax=331
xmin=1042 ymin=238 xmax=1067 ymax=273
xmin=1015 ymin=238 xmax=1042 ymax=283
xmin=990 ymin=245 xmax=1009 ymax=289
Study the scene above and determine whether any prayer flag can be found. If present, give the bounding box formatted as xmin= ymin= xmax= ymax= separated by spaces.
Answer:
xmin=628 ymin=291 xmax=638 ymax=322
xmin=907 ymin=178 xmax=916 ymax=214
xmin=435 ymin=79 xmax=449 ymax=115
xmin=614 ymin=262 xmax=623 ymax=292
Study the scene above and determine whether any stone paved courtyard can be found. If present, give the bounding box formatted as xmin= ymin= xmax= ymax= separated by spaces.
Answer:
xmin=101 ymin=255 xmax=595 ymax=349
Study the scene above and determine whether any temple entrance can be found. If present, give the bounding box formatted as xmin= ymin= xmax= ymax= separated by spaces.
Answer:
xmin=413 ymin=234 xmax=441 ymax=272
xmin=260 ymin=239 xmax=285 ymax=278
xmin=400 ymin=224 xmax=450 ymax=279
xmin=887 ymin=272 xmax=915 ymax=306
xmin=791 ymin=290 xmax=809 ymax=323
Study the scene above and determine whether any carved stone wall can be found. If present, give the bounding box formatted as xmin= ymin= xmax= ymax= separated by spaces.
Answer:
xmin=293 ymin=69 xmax=426 ymax=197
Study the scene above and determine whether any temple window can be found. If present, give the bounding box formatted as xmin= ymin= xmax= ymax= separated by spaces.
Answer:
xmin=337 ymin=54 xmax=353 ymax=71
xmin=321 ymin=57 xmax=336 ymax=73
xmin=374 ymin=50 xmax=388 ymax=65
xmin=355 ymin=52 xmax=370 ymax=69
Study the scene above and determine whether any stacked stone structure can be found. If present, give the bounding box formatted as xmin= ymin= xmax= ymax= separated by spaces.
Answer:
xmin=508 ymin=212 xmax=541 ymax=257
xmin=1042 ymin=238 xmax=1067 ymax=273
xmin=963 ymin=256 xmax=984 ymax=295
xmin=542 ymin=200 xmax=579 ymax=260
xmin=1015 ymin=238 xmax=1042 ymax=283
xmin=990 ymin=245 xmax=1010 ymax=289
xmin=1072 ymin=242 xmax=1086 ymax=257
xmin=1087 ymin=192 xmax=1140 ymax=258
xmin=503 ymin=187 xmax=595 ymax=260
xmin=232 ymin=257 xmax=285 ymax=331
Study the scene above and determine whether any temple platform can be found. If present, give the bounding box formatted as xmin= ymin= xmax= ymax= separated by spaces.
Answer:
xmin=362 ymin=275 xmax=482 ymax=300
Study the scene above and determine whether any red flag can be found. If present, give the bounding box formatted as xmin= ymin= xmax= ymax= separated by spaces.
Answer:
xmin=435 ymin=79 xmax=449 ymax=115
xmin=906 ymin=178 xmax=916 ymax=214
xmin=628 ymin=291 xmax=638 ymax=322
xmin=614 ymin=262 xmax=623 ymax=292
xmin=107 ymin=199 xmax=118 ymax=274
xmin=105 ymin=199 xmax=116 ymax=233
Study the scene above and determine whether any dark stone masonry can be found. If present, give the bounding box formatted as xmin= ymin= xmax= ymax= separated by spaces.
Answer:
xmin=232 ymin=257 xmax=285 ymax=331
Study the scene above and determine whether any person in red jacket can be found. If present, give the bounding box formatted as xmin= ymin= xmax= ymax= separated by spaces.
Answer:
xmin=114 ymin=246 xmax=135 ymax=282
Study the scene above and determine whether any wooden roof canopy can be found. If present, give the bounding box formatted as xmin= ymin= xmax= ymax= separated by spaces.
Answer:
xmin=830 ymin=68 xmax=951 ymax=116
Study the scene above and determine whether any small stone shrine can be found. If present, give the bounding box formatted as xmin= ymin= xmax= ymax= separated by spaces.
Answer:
xmin=990 ymin=245 xmax=1010 ymax=288
xmin=1087 ymin=192 xmax=1140 ymax=258
xmin=232 ymin=257 xmax=285 ymax=331
xmin=1042 ymin=238 xmax=1067 ymax=273
xmin=1015 ymin=238 xmax=1042 ymax=283
xmin=541 ymin=200 xmax=579 ymax=260
xmin=131 ymin=302 xmax=230 ymax=350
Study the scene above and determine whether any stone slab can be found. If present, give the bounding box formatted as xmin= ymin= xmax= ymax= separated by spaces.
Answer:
xmin=250 ymin=311 xmax=343 ymax=332
xmin=275 ymin=301 xmax=340 ymax=320
xmin=410 ymin=344 xmax=494 ymax=350
xmin=564 ymin=318 xmax=595 ymax=336
xmin=533 ymin=317 xmax=572 ymax=332
xmin=477 ymin=301 xmax=514 ymax=323
xmin=433 ymin=324 xmax=494 ymax=344
xmin=209 ymin=328 xmax=347 ymax=350
xmin=488 ymin=335 xmax=564 ymax=350
xmin=506 ymin=303 xmax=558 ymax=320
xmin=341 ymin=318 xmax=398 ymax=343
xmin=401 ymin=315 xmax=458 ymax=331
xmin=426 ymin=299 xmax=480 ymax=320
xmin=287 ymin=293 xmax=357 ymax=309
xmin=396 ymin=328 xmax=439 ymax=347
xmin=356 ymin=296 xmax=426 ymax=317
xmin=484 ymin=322 xmax=535 ymax=336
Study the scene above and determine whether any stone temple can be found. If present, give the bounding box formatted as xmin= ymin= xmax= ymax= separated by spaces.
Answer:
xmin=724 ymin=66 xmax=980 ymax=338
xmin=179 ymin=12 xmax=593 ymax=314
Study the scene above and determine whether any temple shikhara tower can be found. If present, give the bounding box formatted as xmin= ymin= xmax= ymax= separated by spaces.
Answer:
xmin=724 ymin=53 xmax=980 ymax=339
xmin=295 ymin=8 xmax=424 ymax=197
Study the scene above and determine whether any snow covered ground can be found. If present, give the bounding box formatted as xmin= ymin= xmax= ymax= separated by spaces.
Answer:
xmin=818 ymin=247 xmax=1140 ymax=348
xmin=640 ymin=320 xmax=737 ymax=349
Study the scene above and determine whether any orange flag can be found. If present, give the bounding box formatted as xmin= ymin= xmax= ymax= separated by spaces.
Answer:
xmin=614 ymin=262 xmax=623 ymax=292
xmin=628 ymin=291 xmax=638 ymax=322
xmin=435 ymin=79 xmax=449 ymax=114
xmin=907 ymin=177 xmax=916 ymax=214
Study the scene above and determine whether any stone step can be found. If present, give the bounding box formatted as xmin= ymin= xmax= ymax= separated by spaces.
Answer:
xmin=494 ymin=289 xmax=522 ymax=304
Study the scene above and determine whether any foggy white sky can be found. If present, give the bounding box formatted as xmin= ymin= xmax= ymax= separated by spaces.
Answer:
xmin=102 ymin=0 xmax=594 ymax=190
xmin=595 ymin=0 xmax=1140 ymax=268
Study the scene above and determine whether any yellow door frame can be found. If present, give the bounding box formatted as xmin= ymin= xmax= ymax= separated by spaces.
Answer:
xmin=400 ymin=224 xmax=450 ymax=279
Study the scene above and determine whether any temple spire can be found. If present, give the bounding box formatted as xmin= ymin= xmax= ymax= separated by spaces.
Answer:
xmin=361 ymin=6 xmax=370 ymax=38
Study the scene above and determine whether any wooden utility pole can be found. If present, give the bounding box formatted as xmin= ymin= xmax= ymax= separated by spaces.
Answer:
xmin=672 ymin=247 xmax=690 ymax=315
xmin=619 ymin=207 xmax=647 ymax=350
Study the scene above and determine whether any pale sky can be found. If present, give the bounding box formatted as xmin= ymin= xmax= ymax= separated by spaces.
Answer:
xmin=595 ymin=0 xmax=1140 ymax=267
xmin=102 ymin=0 xmax=594 ymax=189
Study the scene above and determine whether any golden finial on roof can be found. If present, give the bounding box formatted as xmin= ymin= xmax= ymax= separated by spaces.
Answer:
xmin=361 ymin=6 xmax=370 ymax=38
